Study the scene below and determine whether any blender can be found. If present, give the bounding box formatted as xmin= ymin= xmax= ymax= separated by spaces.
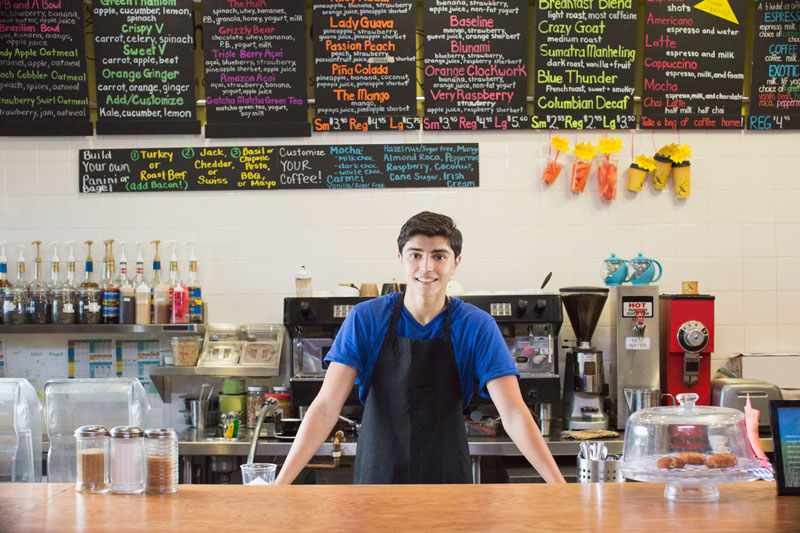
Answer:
xmin=560 ymin=287 xmax=610 ymax=430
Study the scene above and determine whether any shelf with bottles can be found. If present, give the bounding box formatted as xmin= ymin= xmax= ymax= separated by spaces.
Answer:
xmin=0 ymin=323 xmax=205 ymax=335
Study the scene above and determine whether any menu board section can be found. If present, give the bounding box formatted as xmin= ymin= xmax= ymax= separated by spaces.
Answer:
xmin=532 ymin=0 xmax=637 ymax=130
xmin=78 ymin=143 xmax=479 ymax=193
xmin=640 ymin=0 xmax=747 ymax=129
xmin=748 ymin=0 xmax=800 ymax=130
xmin=201 ymin=0 xmax=309 ymax=138
xmin=93 ymin=0 xmax=200 ymax=134
xmin=423 ymin=0 xmax=530 ymax=131
xmin=312 ymin=0 xmax=418 ymax=132
xmin=0 ymin=0 xmax=92 ymax=135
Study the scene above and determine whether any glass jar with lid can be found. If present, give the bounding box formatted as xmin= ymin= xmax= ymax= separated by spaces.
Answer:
xmin=74 ymin=425 xmax=110 ymax=494
xmin=144 ymin=428 xmax=178 ymax=494
xmin=110 ymin=426 xmax=144 ymax=494
xmin=246 ymin=386 xmax=269 ymax=428
xmin=620 ymin=393 xmax=759 ymax=502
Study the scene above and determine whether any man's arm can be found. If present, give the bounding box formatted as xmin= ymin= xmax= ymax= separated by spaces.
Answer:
xmin=274 ymin=362 xmax=358 ymax=485
xmin=487 ymin=375 xmax=567 ymax=484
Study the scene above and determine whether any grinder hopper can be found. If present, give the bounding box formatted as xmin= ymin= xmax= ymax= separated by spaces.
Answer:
xmin=560 ymin=287 xmax=608 ymax=346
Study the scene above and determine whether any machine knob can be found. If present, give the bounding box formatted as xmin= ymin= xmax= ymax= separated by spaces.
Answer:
xmin=534 ymin=298 xmax=547 ymax=314
xmin=299 ymin=301 xmax=311 ymax=318
xmin=677 ymin=321 xmax=709 ymax=353
xmin=516 ymin=299 xmax=528 ymax=315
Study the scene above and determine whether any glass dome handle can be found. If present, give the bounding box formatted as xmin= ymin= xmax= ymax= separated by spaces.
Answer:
xmin=676 ymin=393 xmax=698 ymax=407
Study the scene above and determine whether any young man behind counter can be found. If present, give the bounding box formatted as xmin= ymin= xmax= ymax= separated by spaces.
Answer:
xmin=275 ymin=212 xmax=566 ymax=485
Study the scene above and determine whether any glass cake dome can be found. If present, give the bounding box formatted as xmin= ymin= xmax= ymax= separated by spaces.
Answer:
xmin=620 ymin=393 xmax=760 ymax=502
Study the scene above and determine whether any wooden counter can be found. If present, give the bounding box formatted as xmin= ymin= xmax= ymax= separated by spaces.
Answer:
xmin=1 ymin=482 xmax=796 ymax=532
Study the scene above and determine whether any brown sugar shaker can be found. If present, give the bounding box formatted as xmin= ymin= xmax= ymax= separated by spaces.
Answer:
xmin=144 ymin=428 xmax=178 ymax=494
xmin=74 ymin=425 xmax=111 ymax=494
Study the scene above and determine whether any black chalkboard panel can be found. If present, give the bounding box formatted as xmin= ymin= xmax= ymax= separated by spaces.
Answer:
xmin=640 ymin=0 xmax=747 ymax=129
xmin=201 ymin=0 xmax=310 ymax=138
xmin=748 ymin=0 xmax=800 ymax=130
xmin=0 ymin=0 xmax=92 ymax=136
xmin=423 ymin=0 xmax=528 ymax=118
xmin=532 ymin=0 xmax=637 ymax=130
xmin=78 ymin=144 xmax=479 ymax=193
xmin=312 ymin=0 xmax=417 ymax=126
xmin=92 ymin=0 xmax=200 ymax=134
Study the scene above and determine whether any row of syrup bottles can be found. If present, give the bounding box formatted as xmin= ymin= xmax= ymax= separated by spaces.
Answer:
xmin=0 ymin=240 xmax=202 ymax=325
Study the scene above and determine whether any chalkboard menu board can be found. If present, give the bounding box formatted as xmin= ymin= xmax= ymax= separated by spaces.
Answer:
xmin=93 ymin=0 xmax=200 ymax=134
xmin=423 ymin=0 xmax=528 ymax=123
xmin=641 ymin=0 xmax=747 ymax=129
xmin=312 ymin=0 xmax=418 ymax=131
xmin=532 ymin=0 xmax=637 ymax=130
xmin=201 ymin=0 xmax=309 ymax=138
xmin=748 ymin=0 xmax=800 ymax=130
xmin=0 ymin=0 xmax=91 ymax=136
xmin=79 ymin=144 xmax=479 ymax=193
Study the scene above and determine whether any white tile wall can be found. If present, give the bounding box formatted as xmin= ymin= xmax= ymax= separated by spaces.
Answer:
xmin=1 ymin=129 xmax=799 ymax=364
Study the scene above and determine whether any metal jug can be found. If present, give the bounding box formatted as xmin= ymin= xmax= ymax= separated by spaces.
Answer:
xmin=623 ymin=388 xmax=676 ymax=415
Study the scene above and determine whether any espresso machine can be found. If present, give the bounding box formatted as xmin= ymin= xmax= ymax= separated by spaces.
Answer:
xmin=660 ymin=294 xmax=715 ymax=405
xmin=560 ymin=287 xmax=610 ymax=430
xmin=460 ymin=294 xmax=563 ymax=435
xmin=610 ymin=285 xmax=661 ymax=429
xmin=283 ymin=297 xmax=364 ymax=407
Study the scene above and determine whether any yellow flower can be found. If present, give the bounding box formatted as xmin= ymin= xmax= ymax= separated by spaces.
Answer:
xmin=551 ymin=136 xmax=569 ymax=153
xmin=634 ymin=155 xmax=657 ymax=172
xmin=573 ymin=142 xmax=597 ymax=162
xmin=671 ymin=144 xmax=693 ymax=164
xmin=597 ymin=137 xmax=623 ymax=156
xmin=656 ymin=144 xmax=675 ymax=158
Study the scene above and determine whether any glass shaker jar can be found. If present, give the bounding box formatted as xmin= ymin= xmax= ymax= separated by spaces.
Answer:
xmin=110 ymin=426 xmax=144 ymax=494
xmin=144 ymin=428 xmax=178 ymax=494
xmin=246 ymin=386 xmax=269 ymax=428
xmin=74 ymin=425 xmax=110 ymax=494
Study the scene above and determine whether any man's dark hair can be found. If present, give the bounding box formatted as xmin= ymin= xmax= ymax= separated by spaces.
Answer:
xmin=397 ymin=211 xmax=462 ymax=256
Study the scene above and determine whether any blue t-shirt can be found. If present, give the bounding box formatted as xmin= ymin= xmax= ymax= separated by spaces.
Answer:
xmin=324 ymin=293 xmax=519 ymax=408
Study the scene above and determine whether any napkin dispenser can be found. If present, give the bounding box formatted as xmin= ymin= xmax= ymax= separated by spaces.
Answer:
xmin=711 ymin=377 xmax=782 ymax=429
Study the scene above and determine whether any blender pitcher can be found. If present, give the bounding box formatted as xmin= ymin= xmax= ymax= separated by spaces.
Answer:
xmin=628 ymin=254 xmax=662 ymax=285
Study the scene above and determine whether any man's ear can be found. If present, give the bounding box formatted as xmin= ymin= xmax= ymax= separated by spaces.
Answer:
xmin=453 ymin=254 xmax=462 ymax=271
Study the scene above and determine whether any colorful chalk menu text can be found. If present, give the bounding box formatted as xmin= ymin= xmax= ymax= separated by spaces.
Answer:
xmin=748 ymin=0 xmax=800 ymax=130
xmin=92 ymin=0 xmax=200 ymax=134
xmin=533 ymin=0 xmax=637 ymax=130
xmin=423 ymin=0 xmax=529 ymax=130
xmin=641 ymin=0 xmax=747 ymax=129
xmin=0 ymin=0 xmax=92 ymax=136
xmin=79 ymin=144 xmax=479 ymax=193
xmin=202 ymin=0 xmax=309 ymax=138
xmin=312 ymin=0 xmax=418 ymax=132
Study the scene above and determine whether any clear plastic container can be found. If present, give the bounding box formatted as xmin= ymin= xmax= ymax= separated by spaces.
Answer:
xmin=171 ymin=336 xmax=201 ymax=367
xmin=44 ymin=378 xmax=151 ymax=483
xmin=198 ymin=325 xmax=243 ymax=367
xmin=145 ymin=428 xmax=178 ymax=494
xmin=74 ymin=425 xmax=110 ymax=493
xmin=110 ymin=426 xmax=144 ymax=494
xmin=620 ymin=392 xmax=759 ymax=502
xmin=0 ymin=378 xmax=43 ymax=482
xmin=241 ymin=324 xmax=284 ymax=369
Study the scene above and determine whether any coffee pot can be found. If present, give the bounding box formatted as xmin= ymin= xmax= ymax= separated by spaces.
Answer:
xmin=628 ymin=253 xmax=662 ymax=285
xmin=602 ymin=254 xmax=629 ymax=286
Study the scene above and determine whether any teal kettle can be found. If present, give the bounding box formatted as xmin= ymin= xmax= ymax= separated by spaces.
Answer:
xmin=603 ymin=254 xmax=629 ymax=286
xmin=628 ymin=253 xmax=662 ymax=285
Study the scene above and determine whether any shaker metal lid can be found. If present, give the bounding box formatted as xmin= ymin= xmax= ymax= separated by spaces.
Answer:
xmin=144 ymin=428 xmax=177 ymax=439
xmin=110 ymin=426 xmax=144 ymax=439
xmin=74 ymin=425 xmax=110 ymax=437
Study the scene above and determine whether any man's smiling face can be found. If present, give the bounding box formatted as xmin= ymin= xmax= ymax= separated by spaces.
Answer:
xmin=399 ymin=235 xmax=461 ymax=300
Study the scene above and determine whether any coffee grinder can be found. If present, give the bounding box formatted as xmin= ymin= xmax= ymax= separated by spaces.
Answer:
xmin=560 ymin=287 xmax=610 ymax=430
xmin=611 ymin=285 xmax=661 ymax=429
xmin=660 ymin=294 xmax=715 ymax=405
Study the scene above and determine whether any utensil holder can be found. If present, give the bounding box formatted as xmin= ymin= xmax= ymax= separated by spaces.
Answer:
xmin=577 ymin=455 xmax=625 ymax=483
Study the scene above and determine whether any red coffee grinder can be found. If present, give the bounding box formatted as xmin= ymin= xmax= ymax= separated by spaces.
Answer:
xmin=659 ymin=295 xmax=715 ymax=405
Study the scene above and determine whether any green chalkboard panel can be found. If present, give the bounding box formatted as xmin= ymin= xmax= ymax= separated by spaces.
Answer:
xmin=78 ymin=143 xmax=479 ymax=193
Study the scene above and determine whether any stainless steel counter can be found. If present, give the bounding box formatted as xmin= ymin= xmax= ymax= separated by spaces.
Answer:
xmin=179 ymin=428 xmax=774 ymax=458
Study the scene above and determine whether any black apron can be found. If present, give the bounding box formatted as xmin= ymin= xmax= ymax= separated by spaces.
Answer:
xmin=353 ymin=294 xmax=471 ymax=484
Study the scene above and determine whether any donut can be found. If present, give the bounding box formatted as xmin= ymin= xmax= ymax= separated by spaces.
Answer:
xmin=656 ymin=456 xmax=686 ymax=469
xmin=706 ymin=453 xmax=737 ymax=468
xmin=678 ymin=452 xmax=706 ymax=465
